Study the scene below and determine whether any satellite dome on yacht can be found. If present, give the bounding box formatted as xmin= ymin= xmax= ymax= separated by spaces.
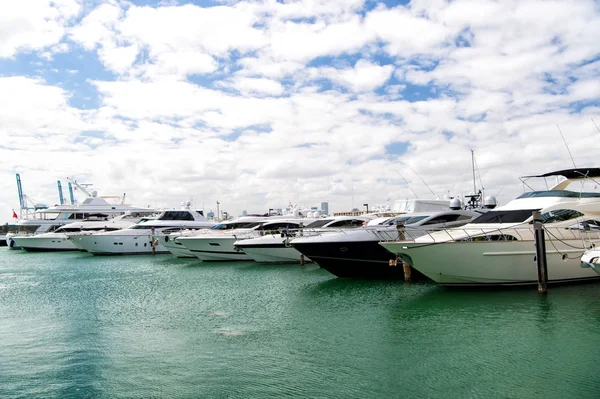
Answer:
xmin=483 ymin=196 xmax=498 ymax=209
xmin=449 ymin=198 xmax=462 ymax=210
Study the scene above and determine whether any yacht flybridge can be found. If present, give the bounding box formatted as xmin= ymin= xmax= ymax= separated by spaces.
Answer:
xmin=380 ymin=168 xmax=600 ymax=287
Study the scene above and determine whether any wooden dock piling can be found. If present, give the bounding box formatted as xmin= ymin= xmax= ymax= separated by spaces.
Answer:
xmin=532 ymin=210 xmax=548 ymax=294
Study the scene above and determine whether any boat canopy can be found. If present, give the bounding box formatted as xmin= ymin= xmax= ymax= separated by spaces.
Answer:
xmin=522 ymin=168 xmax=600 ymax=180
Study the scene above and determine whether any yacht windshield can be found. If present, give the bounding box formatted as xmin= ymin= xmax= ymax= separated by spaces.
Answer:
xmin=517 ymin=190 xmax=600 ymax=199
xmin=393 ymin=215 xmax=429 ymax=225
xmin=471 ymin=209 xmax=539 ymax=224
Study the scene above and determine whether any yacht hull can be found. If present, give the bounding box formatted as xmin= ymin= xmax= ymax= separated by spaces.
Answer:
xmin=238 ymin=244 xmax=310 ymax=264
xmin=292 ymin=241 xmax=420 ymax=279
xmin=381 ymin=239 xmax=600 ymax=286
xmin=158 ymin=235 xmax=195 ymax=258
xmin=12 ymin=234 xmax=79 ymax=252
xmin=179 ymin=236 xmax=252 ymax=261
xmin=69 ymin=234 xmax=168 ymax=255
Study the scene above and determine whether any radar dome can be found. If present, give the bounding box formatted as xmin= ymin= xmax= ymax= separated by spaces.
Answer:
xmin=90 ymin=190 xmax=97 ymax=197
xmin=483 ymin=196 xmax=498 ymax=209
xmin=449 ymin=198 xmax=462 ymax=210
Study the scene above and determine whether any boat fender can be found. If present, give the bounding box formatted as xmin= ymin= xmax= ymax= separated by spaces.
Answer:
xmin=9 ymin=239 xmax=14 ymax=248
xmin=164 ymin=236 xmax=169 ymax=243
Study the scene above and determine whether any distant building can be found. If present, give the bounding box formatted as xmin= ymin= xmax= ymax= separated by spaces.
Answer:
xmin=320 ymin=201 xmax=329 ymax=215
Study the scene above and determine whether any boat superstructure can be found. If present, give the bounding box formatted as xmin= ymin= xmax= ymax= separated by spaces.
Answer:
xmin=16 ymin=212 xmax=157 ymax=252
xmin=235 ymin=215 xmax=373 ymax=264
xmin=380 ymin=168 xmax=600 ymax=287
xmin=70 ymin=203 xmax=215 ymax=255
xmin=8 ymin=179 xmax=156 ymax=249
xmin=178 ymin=218 xmax=317 ymax=262
xmin=158 ymin=216 xmax=271 ymax=258
xmin=291 ymin=209 xmax=485 ymax=278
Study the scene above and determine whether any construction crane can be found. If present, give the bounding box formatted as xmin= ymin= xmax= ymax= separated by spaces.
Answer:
xmin=68 ymin=182 xmax=75 ymax=205
xmin=15 ymin=174 xmax=48 ymax=219
xmin=57 ymin=181 xmax=65 ymax=205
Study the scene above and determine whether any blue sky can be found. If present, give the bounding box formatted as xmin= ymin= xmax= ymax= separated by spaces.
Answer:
xmin=0 ymin=0 xmax=599 ymax=222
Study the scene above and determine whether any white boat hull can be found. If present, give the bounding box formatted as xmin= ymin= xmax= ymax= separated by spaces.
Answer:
xmin=179 ymin=236 xmax=252 ymax=261
xmin=69 ymin=234 xmax=166 ymax=255
xmin=241 ymin=245 xmax=310 ymax=264
xmin=381 ymin=238 xmax=600 ymax=286
xmin=12 ymin=233 xmax=79 ymax=251
xmin=158 ymin=235 xmax=195 ymax=258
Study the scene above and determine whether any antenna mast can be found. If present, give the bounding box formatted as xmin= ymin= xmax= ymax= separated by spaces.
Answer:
xmin=408 ymin=166 xmax=436 ymax=198
xmin=592 ymin=117 xmax=600 ymax=133
xmin=556 ymin=124 xmax=576 ymax=168
xmin=471 ymin=150 xmax=477 ymax=194
xmin=395 ymin=170 xmax=419 ymax=199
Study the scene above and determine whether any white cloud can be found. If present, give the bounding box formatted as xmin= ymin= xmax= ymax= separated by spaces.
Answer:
xmin=309 ymin=59 xmax=394 ymax=92
xmin=0 ymin=0 xmax=80 ymax=58
xmin=223 ymin=76 xmax=285 ymax=96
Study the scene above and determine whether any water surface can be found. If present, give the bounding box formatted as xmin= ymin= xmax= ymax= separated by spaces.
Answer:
xmin=1 ymin=250 xmax=599 ymax=398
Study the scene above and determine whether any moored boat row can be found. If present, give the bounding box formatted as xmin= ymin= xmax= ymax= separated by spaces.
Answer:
xmin=5 ymin=167 xmax=600 ymax=289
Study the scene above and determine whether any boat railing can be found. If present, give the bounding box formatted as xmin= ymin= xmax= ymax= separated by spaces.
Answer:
xmin=374 ymin=224 xmax=600 ymax=244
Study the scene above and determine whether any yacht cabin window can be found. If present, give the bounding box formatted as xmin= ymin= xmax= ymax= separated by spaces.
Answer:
xmin=257 ymin=222 xmax=301 ymax=231
xmin=421 ymin=214 xmax=462 ymax=225
xmin=158 ymin=211 xmax=194 ymax=221
xmin=471 ymin=209 xmax=540 ymax=224
xmin=392 ymin=215 xmax=429 ymax=225
xmin=306 ymin=219 xmax=334 ymax=228
xmin=327 ymin=219 xmax=365 ymax=228
xmin=539 ymin=209 xmax=584 ymax=224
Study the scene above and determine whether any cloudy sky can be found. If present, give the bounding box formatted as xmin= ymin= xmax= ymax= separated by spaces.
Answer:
xmin=1 ymin=0 xmax=599 ymax=223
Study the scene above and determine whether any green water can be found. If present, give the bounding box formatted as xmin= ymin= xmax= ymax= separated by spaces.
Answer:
xmin=1 ymin=250 xmax=599 ymax=398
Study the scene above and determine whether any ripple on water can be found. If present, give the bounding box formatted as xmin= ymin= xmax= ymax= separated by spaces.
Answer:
xmin=1 ymin=250 xmax=600 ymax=398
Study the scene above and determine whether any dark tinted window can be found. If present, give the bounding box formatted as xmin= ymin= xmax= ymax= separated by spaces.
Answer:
xmin=158 ymin=211 xmax=194 ymax=221
xmin=471 ymin=209 xmax=539 ymax=224
xmin=258 ymin=222 xmax=301 ymax=231
xmin=328 ymin=219 xmax=365 ymax=228
xmin=306 ymin=219 xmax=334 ymax=228
xmin=393 ymin=215 xmax=428 ymax=225
xmin=540 ymin=209 xmax=584 ymax=224
xmin=422 ymin=215 xmax=462 ymax=225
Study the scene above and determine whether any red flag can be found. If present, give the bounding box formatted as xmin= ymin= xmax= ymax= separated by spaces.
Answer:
xmin=12 ymin=209 xmax=18 ymax=219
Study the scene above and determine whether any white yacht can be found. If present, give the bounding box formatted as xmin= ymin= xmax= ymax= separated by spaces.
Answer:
xmin=380 ymin=168 xmax=600 ymax=287
xmin=70 ymin=205 xmax=215 ymax=255
xmin=8 ymin=188 xmax=156 ymax=250
xmin=16 ymin=212 xmax=156 ymax=252
xmin=290 ymin=209 xmax=484 ymax=277
xmin=233 ymin=216 xmax=373 ymax=264
xmin=158 ymin=217 xmax=270 ymax=258
xmin=178 ymin=218 xmax=317 ymax=262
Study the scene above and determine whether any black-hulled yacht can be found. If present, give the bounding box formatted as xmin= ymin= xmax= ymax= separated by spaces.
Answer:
xmin=290 ymin=206 xmax=488 ymax=279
